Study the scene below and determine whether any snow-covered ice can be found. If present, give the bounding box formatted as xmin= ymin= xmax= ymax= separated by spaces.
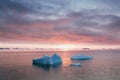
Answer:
xmin=71 ymin=54 xmax=93 ymax=60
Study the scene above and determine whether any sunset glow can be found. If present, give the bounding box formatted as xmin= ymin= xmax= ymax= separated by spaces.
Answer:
xmin=0 ymin=0 xmax=120 ymax=50
xmin=0 ymin=1 xmax=120 ymax=80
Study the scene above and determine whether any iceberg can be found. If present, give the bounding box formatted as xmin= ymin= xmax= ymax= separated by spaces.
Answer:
xmin=32 ymin=54 xmax=62 ymax=67
xmin=71 ymin=54 xmax=93 ymax=60
xmin=50 ymin=54 xmax=62 ymax=65
xmin=70 ymin=63 xmax=81 ymax=67
xmin=33 ymin=55 xmax=51 ymax=66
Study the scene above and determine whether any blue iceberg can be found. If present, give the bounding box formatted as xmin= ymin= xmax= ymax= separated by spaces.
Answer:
xmin=71 ymin=54 xmax=93 ymax=60
xmin=32 ymin=54 xmax=62 ymax=67
xmin=50 ymin=54 xmax=62 ymax=65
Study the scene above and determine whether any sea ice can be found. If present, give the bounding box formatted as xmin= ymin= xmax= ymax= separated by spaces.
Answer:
xmin=71 ymin=54 xmax=93 ymax=60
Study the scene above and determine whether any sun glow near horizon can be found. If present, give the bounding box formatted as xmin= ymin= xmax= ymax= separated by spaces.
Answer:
xmin=0 ymin=42 xmax=76 ymax=49
xmin=0 ymin=42 xmax=120 ymax=50
xmin=56 ymin=44 xmax=76 ymax=50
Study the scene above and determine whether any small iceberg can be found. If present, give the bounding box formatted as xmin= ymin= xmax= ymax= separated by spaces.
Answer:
xmin=32 ymin=54 xmax=62 ymax=67
xmin=70 ymin=63 xmax=81 ymax=67
xmin=71 ymin=54 xmax=93 ymax=60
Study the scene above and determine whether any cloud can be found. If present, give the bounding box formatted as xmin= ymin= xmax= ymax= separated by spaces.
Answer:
xmin=0 ymin=0 xmax=120 ymax=45
xmin=0 ymin=0 xmax=31 ymax=12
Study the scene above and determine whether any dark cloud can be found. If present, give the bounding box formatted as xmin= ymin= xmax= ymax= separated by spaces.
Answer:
xmin=0 ymin=0 xmax=32 ymax=12
xmin=0 ymin=0 xmax=35 ymax=26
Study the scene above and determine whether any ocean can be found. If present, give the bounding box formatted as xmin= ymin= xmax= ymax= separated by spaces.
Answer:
xmin=0 ymin=50 xmax=120 ymax=80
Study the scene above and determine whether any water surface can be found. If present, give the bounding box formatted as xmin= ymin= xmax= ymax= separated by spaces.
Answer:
xmin=0 ymin=50 xmax=120 ymax=80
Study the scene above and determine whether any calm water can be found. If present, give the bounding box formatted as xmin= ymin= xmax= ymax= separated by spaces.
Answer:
xmin=0 ymin=50 xmax=120 ymax=80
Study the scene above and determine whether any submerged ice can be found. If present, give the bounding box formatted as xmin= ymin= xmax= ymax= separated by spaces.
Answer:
xmin=70 ymin=63 xmax=81 ymax=67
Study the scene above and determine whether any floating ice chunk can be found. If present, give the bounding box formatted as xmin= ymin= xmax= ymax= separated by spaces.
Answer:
xmin=50 ymin=54 xmax=62 ymax=65
xmin=71 ymin=54 xmax=93 ymax=60
xmin=70 ymin=63 xmax=81 ymax=67
xmin=32 ymin=55 xmax=51 ymax=66
xmin=32 ymin=54 xmax=62 ymax=66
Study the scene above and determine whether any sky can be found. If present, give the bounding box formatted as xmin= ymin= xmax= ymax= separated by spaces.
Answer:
xmin=0 ymin=0 xmax=120 ymax=49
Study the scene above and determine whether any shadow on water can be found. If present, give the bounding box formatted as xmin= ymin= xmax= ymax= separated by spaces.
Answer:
xmin=32 ymin=62 xmax=50 ymax=70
